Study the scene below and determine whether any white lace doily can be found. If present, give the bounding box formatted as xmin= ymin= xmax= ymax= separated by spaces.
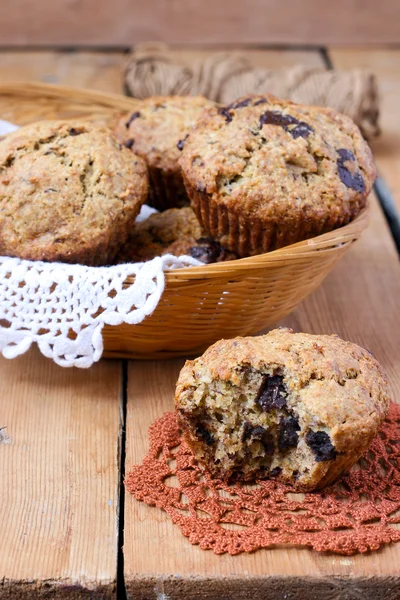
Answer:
xmin=0 ymin=121 xmax=202 ymax=367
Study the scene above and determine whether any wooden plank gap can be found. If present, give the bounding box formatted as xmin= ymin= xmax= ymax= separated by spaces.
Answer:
xmin=319 ymin=47 xmax=333 ymax=69
xmin=374 ymin=177 xmax=400 ymax=256
xmin=0 ymin=44 xmax=338 ymax=53
xmin=117 ymin=360 xmax=129 ymax=600
xmin=0 ymin=46 xmax=132 ymax=53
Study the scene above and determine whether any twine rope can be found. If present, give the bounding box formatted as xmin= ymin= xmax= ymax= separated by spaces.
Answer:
xmin=124 ymin=43 xmax=380 ymax=139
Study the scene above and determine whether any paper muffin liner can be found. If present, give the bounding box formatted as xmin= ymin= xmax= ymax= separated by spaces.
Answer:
xmin=186 ymin=181 xmax=364 ymax=257
xmin=147 ymin=166 xmax=190 ymax=211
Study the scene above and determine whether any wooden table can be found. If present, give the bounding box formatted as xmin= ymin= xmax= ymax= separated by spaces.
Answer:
xmin=0 ymin=47 xmax=399 ymax=600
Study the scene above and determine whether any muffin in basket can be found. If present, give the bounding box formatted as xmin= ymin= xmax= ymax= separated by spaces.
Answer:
xmin=115 ymin=96 xmax=215 ymax=211
xmin=179 ymin=94 xmax=376 ymax=257
xmin=175 ymin=328 xmax=390 ymax=491
xmin=116 ymin=207 xmax=236 ymax=264
xmin=0 ymin=120 xmax=148 ymax=265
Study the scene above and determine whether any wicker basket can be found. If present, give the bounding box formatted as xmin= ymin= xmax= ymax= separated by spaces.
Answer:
xmin=0 ymin=82 xmax=369 ymax=359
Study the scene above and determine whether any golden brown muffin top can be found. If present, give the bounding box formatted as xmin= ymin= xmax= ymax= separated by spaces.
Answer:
xmin=0 ymin=120 xmax=148 ymax=265
xmin=179 ymin=94 xmax=376 ymax=223
xmin=116 ymin=96 xmax=216 ymax=173
xmin=176 ymin=328 xmax=390 ymax=439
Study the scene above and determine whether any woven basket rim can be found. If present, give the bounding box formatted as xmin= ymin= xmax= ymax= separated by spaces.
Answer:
xmin=165 ymin=206 xmax=369 ymax=278
xmin=0 ymin=81 xmax=370 ymax=281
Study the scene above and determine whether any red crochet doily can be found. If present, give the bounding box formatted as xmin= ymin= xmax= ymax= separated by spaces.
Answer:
xmin=125 ymin=402 xmax=400 ymax=555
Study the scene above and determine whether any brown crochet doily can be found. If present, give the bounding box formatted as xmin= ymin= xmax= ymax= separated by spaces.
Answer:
xmin=125 ymin=403 xmax=400 ymax=556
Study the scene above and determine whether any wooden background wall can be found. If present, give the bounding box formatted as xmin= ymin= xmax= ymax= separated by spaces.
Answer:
xmin=1 ymin=0 xmax=399 ymax=47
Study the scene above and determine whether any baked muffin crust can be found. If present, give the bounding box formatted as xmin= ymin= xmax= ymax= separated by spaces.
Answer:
xmin=179 ymin=94 xmax=376 ymax=256
xmin=0 ymin=120 xmax=148 ymax=265
xmin=116 ymin=96 xmax=215 ymax=209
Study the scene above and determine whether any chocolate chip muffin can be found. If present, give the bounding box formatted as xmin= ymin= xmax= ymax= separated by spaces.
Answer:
xmin=115 ymin=96 xmax=215 ymax=210
xmin=175 ymin=328 xmax=390 ymax=491
xmin=0 ymin=120 xmax=148 ymax=265
xmin=179 ymin=94 xmax=376 ymax=257
xmin=116 ymin=207 xmax=235 ymax=264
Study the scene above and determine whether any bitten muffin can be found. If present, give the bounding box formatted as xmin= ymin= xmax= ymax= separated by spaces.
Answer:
xmin=179 ymin=94 xmax=376 ymax=257
xmin=116 ymin=207 xmax=236 ymax=264
xmin=0 ymin=120 xmax=148 ymax=265
xmin=115 ymin=96 xmax=215 ymax=210
xmin=175 ymin=328 xmax=390 ymax=490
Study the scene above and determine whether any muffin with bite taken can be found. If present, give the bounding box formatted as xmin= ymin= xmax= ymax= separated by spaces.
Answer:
xmin=175 ymin=328 xmax=390 ymax=490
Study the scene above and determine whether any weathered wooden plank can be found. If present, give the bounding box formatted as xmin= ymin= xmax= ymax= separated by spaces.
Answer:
xmin=0 ymin=51 xmax=125 ymax=598
xmin=124 ymin=48 xmax=400 ymax=598
xmin=1 ymin=0 xmax=399 ymax=46
xmin=0 ymin=350 xmax=121 ymax=599
xmin=0 ymin=51 xmax=125 ymax=93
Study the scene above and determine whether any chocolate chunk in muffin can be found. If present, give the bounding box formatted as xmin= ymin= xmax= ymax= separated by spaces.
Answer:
xmin=256 ymin=375 xmax=288 ymax=411
xmin=278 ymin=416 xmax=300 ymax=451
xmin=196 ymin=423 xmax=215 ymax=446
xmin=218 ymin=106 xmax=234 ymax=124
xmin=337 ymin=148 xmax=365 ymax=192
xmin=189 ymin=237 xmax=233 ymax=264
xmin=306 ymin=430 xmax=337 ymax=462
